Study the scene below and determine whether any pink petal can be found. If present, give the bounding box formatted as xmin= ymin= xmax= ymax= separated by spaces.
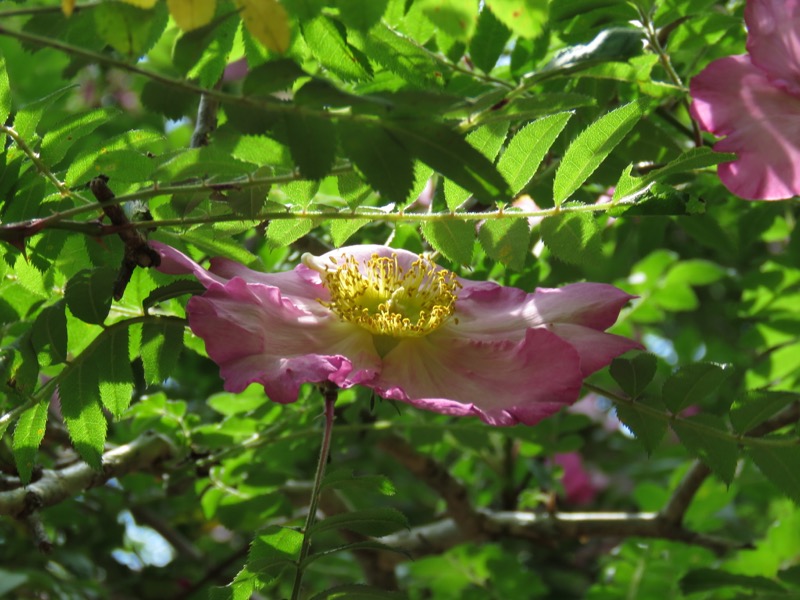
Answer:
xmin=546 ymin=323 xmax=643 ymax=376
xmin=153 ymin=242 xmax=327 ymax=310
xmin=371 ymin=328 xmax=585 ymax=426
xmin=450 ymin=281 xmax=636 ymax=341
xmin=745 ymin=0 xmax=800 ymax=95
xmin=187 ymin=277 xmax=380 ymax=402
xmin=690 ymin=55 xmax=800 ymax=200
xmin=152 ymin=241 xmax=226 ymax=288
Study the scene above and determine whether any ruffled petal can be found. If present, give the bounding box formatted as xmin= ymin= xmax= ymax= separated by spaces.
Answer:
xmin=370 ymin=328 xmax=584 ymax=426
xmin=745 ymin=0 xmax=800 ymax=95
xmin=690 ymin=55 xmax=800 ymax=200
xmin=153 ymin=241 xmax=227 ymax=288
xmin=546 ymin=323 xmax=643 ymax=376
xmin=187 ymin=277 xmax=380 ymax=402
xmin=153 ymin=242 xmax=328 ymax=313
xmin=448 ymin=281 xmax=635 ymax=341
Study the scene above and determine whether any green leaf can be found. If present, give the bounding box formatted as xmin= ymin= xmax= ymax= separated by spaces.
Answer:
xmin=392 ymin=123 xmax=510 ymax=204
xmin=321 ymin=469 xmax=396 ymax=496
xmin=173 ymin=11 xmax=238 ymax=87
xmin=497 ymin=112 xmax=572 ymax=195
xmin=64 ymin=268 xmax=117 ymax=325
xmin=284 ymin=112 xmax=337 ymax=180
xmin=143 ymin=280 xmax=206 ymax=313
xmin=553 ymin=98 xmax=648 ymax=205
xmin=610 ymin=353 xmax=657 ymax=398
xmin=485 ymin=0 xmax=548 ymax=38
xmin=339 ymin=121 xmax=414 ymax=205
xmin=302 ymin=15 xmax=371 ymax=81
xmin=0 ymin=56 xmax=10 ymax=127
xmin=349 ymin=24 xmax=444 ymax=88
xmin=154 ymin=147 xmax=253 ymax=182
xmin=59 ymin=360 xmax=106 ymax=470
xmin=12 ymin=401 xmax=49 ymax=484
xmin=246 ymin=525 xmax=303 ymax=573
xmin=749 ymin=444 xmax=800 ymax=504
xmin=266 ymin=218 xmax=315 ymax=247
xmin=309 ymin=507 xmax=409 ymax=537
xmin=480 ymin=93 xmax=595 ymax=126
xmin=40 ymin=107 xmax=118 ymax=167
xmin=141 ymin=320 xmax=185 ymax=385
xmin=613 ymin=147 xmax=737 ymax=202
xmin=477 ymin=218 xmax=530 ymax=270
xmin=31 ymin=300 xmax=68 ymax=364
xmin=309 ymin=583 xmax=407 ymax=600
xmin=661 ymin=363 xmax=730 ymax=414
xmin=730 ymin=391 xmax=800 ymax=434
xmin=539 ymin=212 xmax=601 ymax=265
xmin=13 ymin=86 xmax=73 ymax=142
xmin=444 ymin=122 xmax=509 ymax=210
xmin=470 ymin=7 xmax=512 ymax=73
xmin=420 ymin=220 xmax=474 ymax=265
xmin=243 ymin=59 xmax=308 ymax=96
xmin=92 ymin=149 xmax=156 ymax=183
xmin=334 ymin=0 xmax=388 ymax=32
xmin=680 ymin=568 xmax=787 ymax=595
xmin=663 ymin=259 xmax=727 ymax=287
xmin=672 ymin=415 xmax=738 ymax=485
xmin=419 ymin=0 xmax=478 ymax=41
xmin=95 ymin=328 xmax=134 ymax=419
xmin=94 ymin=1 xmax=167 ymax=58
xmin=330 ymin=218 xmax=370 ymax=247
xmin=614 ymin=396 xmax=668 ymax=453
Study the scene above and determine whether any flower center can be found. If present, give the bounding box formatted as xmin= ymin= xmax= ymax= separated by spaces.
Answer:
xmin=302 ymin=251 xmax=461 ymax=338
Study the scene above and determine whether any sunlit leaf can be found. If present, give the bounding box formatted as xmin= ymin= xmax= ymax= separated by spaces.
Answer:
xmin=485 ymin=0 xmax=548 ymax=38
xmin=59 ymin=361 xmax=106 ymax=470
xmin=141 ymin=320 xmax=185 ymax=385
xmin=553 ymin=98 xmax=648 ymax=205
xmin=167 ymin=0 xmax=216 ymax=31
xmin=497 ymin=112 xmax=571 ymax=195
xmin=235 ymin=0 xmax=291 ymax=53
xmin=12 ymin=401 xmax=49 ymax=484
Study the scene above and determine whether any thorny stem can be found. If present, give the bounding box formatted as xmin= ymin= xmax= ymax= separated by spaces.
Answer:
xmin=1 ymin=125 xmax=93 ymax=205
xmin=634 ymin=4 xmax=702 ymax=146
xmin=291 ymin=385 xmax=338 ymax=600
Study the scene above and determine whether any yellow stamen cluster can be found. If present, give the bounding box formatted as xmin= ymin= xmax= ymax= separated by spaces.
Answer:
xmin=304 ymin=252 xmax=461 ymax=338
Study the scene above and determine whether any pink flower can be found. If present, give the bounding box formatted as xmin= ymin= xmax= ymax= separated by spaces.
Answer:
xmin=553 ymin=452 xmax=608 ymax=506
xmin=689 ymin=0 xmax=800 ymax=200
xmin=153 ymin=243 xmax=641 ymax=426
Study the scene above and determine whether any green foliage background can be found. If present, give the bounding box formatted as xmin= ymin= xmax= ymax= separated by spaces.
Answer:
xmin=2 ymin=0 xmax=800 ymax=598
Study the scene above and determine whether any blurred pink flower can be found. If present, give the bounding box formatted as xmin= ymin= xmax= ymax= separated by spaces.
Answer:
xmin=153 ymin=243 xmax=640 ymax=426
xmin=689 ymin=0 xmax=800 ymax=200
xmin=553 ymin=452 xmax=608 ymax=506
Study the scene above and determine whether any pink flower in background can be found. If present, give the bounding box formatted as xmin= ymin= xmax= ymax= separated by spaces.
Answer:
xmin=553 ymin=453 xmax=608 ymax=506
xmin=689 ymin=0 xmax=800 ymax=200
xmin=154 ymin=243 xmax=640 ymax=426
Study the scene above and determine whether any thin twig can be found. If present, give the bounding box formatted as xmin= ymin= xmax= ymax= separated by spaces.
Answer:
xmin=291 ymin=385 xmax=338 ymax=600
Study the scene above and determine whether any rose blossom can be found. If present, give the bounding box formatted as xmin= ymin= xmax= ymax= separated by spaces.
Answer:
xmin=689 ymin=0 xmax=800 ymax=200
xmin=153 ymin=242 xmax=641 ymax=426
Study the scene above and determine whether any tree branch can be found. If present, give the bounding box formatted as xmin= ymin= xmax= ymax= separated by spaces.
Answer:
xmin=0 ymin=431 xmax=177 ymax=518
xmin=375 ymin=508 xmax=747 ymax=570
